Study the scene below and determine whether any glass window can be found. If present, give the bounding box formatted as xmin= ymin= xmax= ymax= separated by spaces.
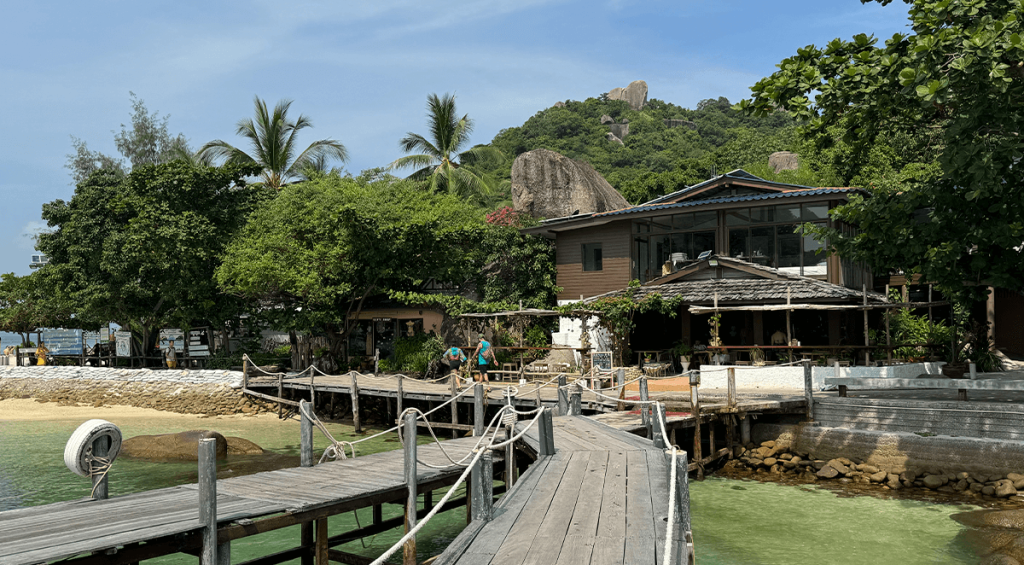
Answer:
xmin=693 ymin=211 xmax=717 ymax=230
xmin=749 ymin=207 xmax=774 ymax=224
xmin=777 ymin=225 xmax=801 ymax=270
xmin=670 ymin=233 xmax=690 ymax=262
xmin=672 ymin=213 xmax=693 ymax=230
xmin=725 ymin=208 xmax=750 ymax=226
xmin=650 ymin=216 xmax=673 ymax=232
xmin=583 ymin=243 xmax=603 ymax=271
xmin=775 ymin=205 xmax=801 ymax=223
xmin=633 ymin=221 xmax=649 ymax=233
xmin=803 ymin=230 xmax=827 ymax=276
xmin=802 ymin=204 xmax=829 ymax=221
xmin=729 ymin=229 xmax=749 ymax=258
xmin=635 ymin=238 xmax=649 ymax=282
xmin=650 ymin=235 xmax=671 ymax=276
xmin=750 ymin=227 xmax=774 ymax=265
xmin=691 ymin=231 xmax=716 ymax=258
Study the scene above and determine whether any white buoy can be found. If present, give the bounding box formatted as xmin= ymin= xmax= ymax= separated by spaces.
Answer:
xmin=64 ymin=419 xmax=122 ymax=477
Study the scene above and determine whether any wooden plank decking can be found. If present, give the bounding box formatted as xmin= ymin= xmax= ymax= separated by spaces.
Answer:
xmin=0 ymin=435 xmax=493 ymax=565
xmin=435 ymin=416 xmax=690 ymax=565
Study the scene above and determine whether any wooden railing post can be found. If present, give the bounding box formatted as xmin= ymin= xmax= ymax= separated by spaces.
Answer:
xmin=803 ymin=360 xmax=814 ymax=423
xmin=505 ymin=422 xmax=515 ymax=488
xmin=471 ymin=449 xmax=494 ymax=522
xmin=403 ymin=411 xmax=417 ymax=565
xmin=90 ymin=435 xmax=110 ymax=500
xmin=690 ymin=372 xmax=703 ymax=480
xmin=474 ymin=384 xmax=485 ymax=436
xmin=653 ymin=404 xmax=667 ymax=449
xmin=639 ymin=376 xmax=651 ymax=439
xmin=397 ymin=374 xmax=404 ymax=420
xmin=557 ymin=375 xmax=568 ymax=416
xmin=537 ymin=408 xmax=555 ymax=457
xmin=277 ymin=372 xmax=284 ymax=419
xmin=300 ymin=400 xmax=314 ymax=468
xmin=199 ymin=438 xmax=226 ymax=565
xmin=569 ymin=387 xmax=582 ymax=416
xmin=669 ymin=449 xmax=692 ymax=565
xmin=351 ymin=374 xmax=362 ymax=433
xmin=450 ymin=373 xmax=460 ymax=439
xmin=242 ymin=356 xmax=249 ymax=389
xmin=727 ymin=367 xmax=736 ymax=409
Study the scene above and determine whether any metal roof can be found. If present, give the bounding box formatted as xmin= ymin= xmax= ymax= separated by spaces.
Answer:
xmin=641 ymin=169 xmax=816 ymax=206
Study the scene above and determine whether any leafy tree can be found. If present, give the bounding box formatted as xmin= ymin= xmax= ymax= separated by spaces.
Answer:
xmin=65 ymin=93 xmax=192 ymax=185
xmin=199 ymin=96 xmax=348 ymax=190
xmin=738 ymin=0 xmax=1024 ymax=300
xmin=388 ymin=93 xmax=504 ymax=201
xmin=216 ymin=170 xmax=487 ymax=360
xmin=0 ymin=271 xmax=79 ymax=345
xmin=480 ymin=209 xmax=560 ymax=308
xmin=37 ymin=162 xmax=266 ymax=354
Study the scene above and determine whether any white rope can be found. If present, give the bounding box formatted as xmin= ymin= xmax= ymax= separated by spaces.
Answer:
xmin=369 ymin=408 xmax=544 ymax=565
xmin=663 ymin=446 xmax=678 ymax=564
xmin=87 ymin=456 xmax=113 ymax=499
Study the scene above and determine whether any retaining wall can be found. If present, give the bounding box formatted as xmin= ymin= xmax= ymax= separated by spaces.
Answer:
xmin=0 ymin=365 xmax=243 ymax=387
xmin=813 ymin=396 xmax=1024 ymax=441
xmin=752 ymin=422 xmax=1024 ymax=477
xmin=697 ymin=362 xmax=945 ymax=391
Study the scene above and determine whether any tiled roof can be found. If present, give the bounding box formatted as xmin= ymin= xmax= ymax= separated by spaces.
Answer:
xmin=641 ymin=169 xmax=814 ymax=206
xmin=588 ymin=188 xmax=863 ymax=219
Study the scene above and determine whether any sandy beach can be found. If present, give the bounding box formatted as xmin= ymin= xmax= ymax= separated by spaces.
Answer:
xmin=0 ymin=398 xmax=280 ymax=423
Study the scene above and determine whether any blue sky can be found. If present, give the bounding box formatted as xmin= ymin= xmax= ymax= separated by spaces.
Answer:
xmin=0 ymin=0 xmax=911 ymax=277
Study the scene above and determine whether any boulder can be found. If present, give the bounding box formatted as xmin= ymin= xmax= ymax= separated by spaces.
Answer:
xmin=606 ymin=132 xmax=624 ymax=146
xmin=816 ymin=465 xmax=839 ymax=479
xmin=763 ymin=457 xmax=778 ymax=467
xmin=609 ymin=123 xmax=630 ymax=140
xmin=922 ymin=475 xmax=945 ymax=489
xmin=984 ymin=486 xmax=997 ymax=496
xmin=769 ymin=151 xmax=800 ymax=173
xmin=826 ymin=460 xmax=850 ymax=475
xmin=860 ymin=464 xmax=879 ymax=475
xmin=553 ymin=101 xmax=566 ymax=108
xmin=600 ymin=114 xmax=614 ymax=125
xmin=226 ymin=437 xmax=264 ymax=455
xmin=122 ymin=430 xmax=229 ymax=460
xmin=996 ymin=482 xmax=1018 ymax=498
xmin=607 ymin=80 xmax=648 ymax=111
xmin=511 ymin=149 xmax=630 ymax=219
xmin=869 ymin=471 xmax=888 ymax=483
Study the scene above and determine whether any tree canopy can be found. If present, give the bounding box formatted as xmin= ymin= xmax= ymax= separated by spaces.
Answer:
xmin=738 ymin=0 xmax=1024 ymax=300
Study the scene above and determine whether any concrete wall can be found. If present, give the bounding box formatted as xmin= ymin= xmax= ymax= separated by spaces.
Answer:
xmin=697 ymin=362 xmax=946 ymax=391
xmin=813 ymin=396 xmax=1024 ymax=441
xmin=552 ymin=299 xmax=614 ymax=365
xmin=0 ymin=365 xmax=243 ymax=387
xmin=753 ymin=422 xmax=1024 ymax=477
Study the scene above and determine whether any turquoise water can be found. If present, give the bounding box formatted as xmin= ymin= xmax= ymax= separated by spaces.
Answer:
xmin=0 ymin=407 xmax=985 ymax=564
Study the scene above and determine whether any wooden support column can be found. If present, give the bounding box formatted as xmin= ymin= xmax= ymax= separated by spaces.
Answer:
xmin=278 ymin=373 xmax=284 ymax=419
xmin=474 ymin=384 xmax=485 ymax=436
xmin=350 ymin=374 xmax=362 ymax=433
xmin=786 ymin=287 xmax=793 ymax=362
xmin=863 ymin=284 xmax=871 ymax=367
xmin=402 ymin=412 xmax=417 ymax=565
xmin=315 ymin=519 xmax=328 ymax=565
xmin=928 ymin=285 xmax=934 ymax=322
xmin=198 ymin=438 xmax=222 ymax=565
xmin=450 ymin=373 xmax=459 ymax=439
xmin=397 ymin=374 xmax=404 ymax=420
xmin=740 ymin=415 xmax=750 ymax=445
xmin=727 ymin=367 xmax=736 ymax=409
xmin=90 ymin=435 xmax=110 ymax=500
xmin=300 ymin=400 xmax=314 ymax=468
xmin=569 ymin=386 xmax=582 ymax=416
xmin=885 ymin=284 xmax=892 ymax=363
xmin=803 ymin=361 xmax=814 ymax=422
xmin=653 ymin=404 xmax=667 ymax=449
xmin=691 ymin=373 xmax=703 ymax=480
xmin=557 ymin=374 xmax=568 ymax=416
xmin=538 ymin=408 xmax=555 ymax=457
xmin=471 ymin=450 xmax=494 ymax=522
xmin=301 ymin=522 xmax=313 ymax=565
xmin=505 ymin=424 xmax=515 ymax=488
xmin=752 ymin=311 xmax=764 ymax=346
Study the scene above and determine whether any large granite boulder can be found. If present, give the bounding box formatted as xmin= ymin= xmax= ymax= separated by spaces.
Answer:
xmin=511 ymin=149 xmax=630 ymax=219
xmin=769 ymin=151 xmax=800 ymax=173
xmin=609 ymin=123 xmax=630 ymax=140
xmin=600 ymin=114 xmax=614 ymax=125
xmin=121 ymin=430 xmax=263 ymax=460
xmin=608 ymin=80 xmax=648 ymax=110
xmin=605 ymin=132 xmax=624 ymax=146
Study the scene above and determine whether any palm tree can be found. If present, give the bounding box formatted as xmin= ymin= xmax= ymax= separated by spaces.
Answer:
xmin=388 ymin=93 xmax=502 ymax=197
xmin=199 ymin=96 xmax=347 ymax=189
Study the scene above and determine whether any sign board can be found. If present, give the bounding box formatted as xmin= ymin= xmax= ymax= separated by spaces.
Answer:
xmin=158 ymin=329 xmax=185 ymax=352
xmin=99 ymin=328 xmax=110 ymax=341
xmin=591 ymin=351 xmax=613 ymax=373
xmin=187 ymin=327 xmax=211 ymax=357
xmin=41 ymin=329 xmax=83 ymax=356
xmin=115 ymin=331 xmax=132 ymax=357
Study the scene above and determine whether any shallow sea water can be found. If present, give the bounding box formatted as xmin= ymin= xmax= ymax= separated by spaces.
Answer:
xmin=0 ymin=407 xmax=986 ymax=564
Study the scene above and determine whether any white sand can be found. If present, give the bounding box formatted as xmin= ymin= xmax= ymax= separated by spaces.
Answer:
xmin=0 ymin=398 xmax=280 ymax=423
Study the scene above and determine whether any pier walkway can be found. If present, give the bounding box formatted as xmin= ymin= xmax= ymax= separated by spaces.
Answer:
xmin=434 ymin=416 xmax=692 ymax=565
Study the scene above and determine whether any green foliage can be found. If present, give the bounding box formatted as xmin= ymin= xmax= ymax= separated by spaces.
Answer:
xmin=217 ymin=170 xmax=487 ymax=359
xmin=200 ymin=96 xmax=348 ymax=190
xmin=479 ymin=223 xmax=560 ymax=308
xmin=37 ymin=161 xmax=266 ymax=353
xmin=390 ymin=332 xmax=445 ymax=374
xmin=741 ymin=0 xmax=1024 ymax=300
xmin=484 ymin=95 xmax=799 ymax=204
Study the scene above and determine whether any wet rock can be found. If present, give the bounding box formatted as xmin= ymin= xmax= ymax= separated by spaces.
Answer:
xmin=764 ymin=457 xmax=778 ymax=467
xmin=996 ymin=482 xmax=1018 ymax=498
xmin=954 ymin=479 xmax=969 ymax=492
xmin=827 ymin=460 xmax=850 ymax=475
xmin=923 ymin=475 xmax=945 ymax=489
xmin=761 ymin=441 xmax=776 ymax=448
xmin=984 ymin=486 xmax=997 ymax=496
xmin=869 ymin=471 xmax=888 ymax=483
xmin=749 ymin=458 xmax=763 ymax=467
xmin=779 ymin=453 xmax=793 ymax=461
xmin=971 ymin=482 xmax=986 ymax=493
xmin=817 ymin=465 xmax=839 ymax=479
xmin=812 ymin=460 xmax=827 ymax=470
xmin=860 ymin=464 xmax=880 ymax=475
xmin=783 ymin=459 xmax=798 ymax=469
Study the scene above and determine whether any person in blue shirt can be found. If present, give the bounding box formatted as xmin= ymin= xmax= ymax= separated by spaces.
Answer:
xmin=472 ymin=334 xmax=494 ymax=383
xmin=443 ymin=346 xmax=467 ymax=375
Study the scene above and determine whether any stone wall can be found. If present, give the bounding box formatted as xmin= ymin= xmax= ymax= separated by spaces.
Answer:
xmin=696 ymin=362 xmax=946 ymax=391
xmin=814 ymin=397 xmax=1024 ymax=441
xmin=753 ymin=422 xmax=1024 ymax=477
xmin=0 ymin=366 xmax=272 ymax=416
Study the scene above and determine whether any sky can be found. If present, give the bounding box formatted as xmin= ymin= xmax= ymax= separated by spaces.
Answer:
xmin=0 ymin=0 xmax=913 ymax=277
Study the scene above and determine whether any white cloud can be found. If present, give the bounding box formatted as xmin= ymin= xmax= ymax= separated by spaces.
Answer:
xmin=18 ymin=221 xmax=48 ymax=251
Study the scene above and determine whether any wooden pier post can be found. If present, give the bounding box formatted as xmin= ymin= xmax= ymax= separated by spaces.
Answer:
xmin=300 ymin=400 xmax=314 ymax=468
xmin=538 ymin=408 xmax=555 ymax=457
xmin=557 ymin=375 xmax=568 ymax=416
xmin=653 ymin=404 xmax=668 ymax=449
xmin=242 ymin=356 xmax=249 ymax=389
xmin=471 ymin=450 xmax=494 ymax=522
xmin=90 ymin=435 xmax=110 ymax=500
xmin=803 ymin=360 xmax=814 ymax=422
xmin=350 ymin=374 xmax=362 ymax=433
xmin=640 ymin=376 xmax=652 ymax=439
xmin=690 ymin=372 xmax=703 ymax=480
xmin=505 ymin=423 xmax=515 ymax=488
xmin=450 ymin=373 xmax=460 ymax=439
xmin=740 ymin=416 xmax=750 ymax=446
xmin=198 ymin=438 xmax=227 ymax=565
xmin=863 ymin=284 xmax=871 ymax=367
xmin=402 ymin=411 xmax=417 ymax=565
xmin=474 ymin=384 xmax=485 ymax=436
xmin=727 ymin=367 xmax=736 ymax=409
xmin=670 ymin=449 xmax=692 ymax=565
xmin=301 ymin=523 xmax=313 ymax=565
xmin=569 ymin=387 xmax=582 ymax=416
xmin=397 ymin=374 xmax=404 ymax=419
xmin=277 ymin=372 xmax=284 ymax=419
xmin=315 ymin=519 xmax=328 ymax=565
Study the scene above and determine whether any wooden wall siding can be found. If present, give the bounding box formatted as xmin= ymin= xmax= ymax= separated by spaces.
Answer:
xmin=556 ymin=221 xmax=632 ymax=300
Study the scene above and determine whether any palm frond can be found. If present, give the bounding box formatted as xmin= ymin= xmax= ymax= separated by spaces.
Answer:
xmin=448 ymin=166 xmax=488 ymax=198
xmin=197 ymin=140 xmax=256 ymax=166
xmin=458 ymin=144 xmax=504 ymax=168
xmin=388 ymin=154 xmax=436 ymax=172
xmin=398 ymin=133 xmax=441 ymax=157
xmin=287 ymin=139 xmax=348 ymax=177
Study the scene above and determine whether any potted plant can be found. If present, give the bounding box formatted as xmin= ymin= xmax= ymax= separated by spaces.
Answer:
xmin=749 ymin=345 xmax=765 ymax=366
xmin=674 ymin=341 xmax=693 ymax=372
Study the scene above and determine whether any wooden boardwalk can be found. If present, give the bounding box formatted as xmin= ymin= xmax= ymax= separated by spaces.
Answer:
xmin=0 ymin=435 xmax=492 ymax=565
xmin=434 ymin=416 xmax=692 ymax=565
